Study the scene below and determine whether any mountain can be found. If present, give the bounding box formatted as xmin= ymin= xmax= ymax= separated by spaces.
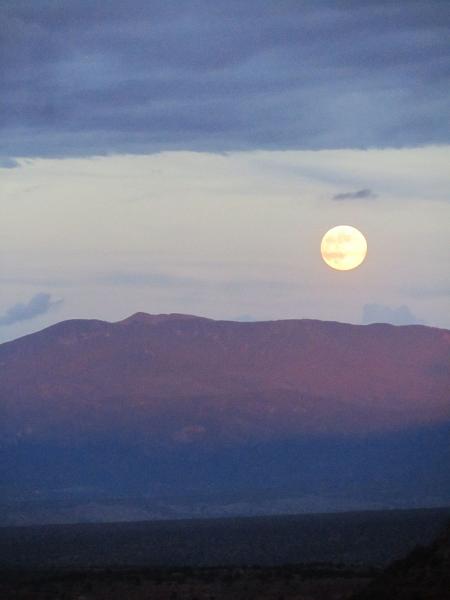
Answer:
xmin=1 ymin=313 xmax=449 ymax=522
xmin=1 ymin=312 xmax=449 ymax=441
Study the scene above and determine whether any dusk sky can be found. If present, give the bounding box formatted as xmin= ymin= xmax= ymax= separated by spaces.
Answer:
xmin=1 ymin=1 xmax=449 ymax=342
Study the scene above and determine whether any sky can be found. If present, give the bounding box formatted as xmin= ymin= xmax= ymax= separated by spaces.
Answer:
xmin=1 ymin=0 xmax=449 ymax=342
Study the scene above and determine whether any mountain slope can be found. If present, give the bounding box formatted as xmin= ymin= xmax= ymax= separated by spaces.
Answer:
xmin=1 ymin=313 xmax=449 ymax=517
xmin=0 ymin=313 xmax=449 ymax=444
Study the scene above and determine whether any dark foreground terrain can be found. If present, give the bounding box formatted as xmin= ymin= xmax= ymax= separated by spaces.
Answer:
xmin=0 ymin=565 xmax=376 ymax=600
xmin=0 ymin=564 xmax=376 ymax=600
xmin=353 ymin=520 xmax=450 ymax=600
xmin=1 ymin=507 xmax=449 ymax=569
xmin=1 ymin=508 xmax=449 ymax=599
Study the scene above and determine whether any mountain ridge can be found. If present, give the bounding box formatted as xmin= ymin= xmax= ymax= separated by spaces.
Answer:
xmin=4 ymin=311 xmax=448 ymax=345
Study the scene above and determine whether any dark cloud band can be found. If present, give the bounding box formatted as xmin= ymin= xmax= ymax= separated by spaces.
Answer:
xmin=1 ymin=1 xmax=449 ymax=158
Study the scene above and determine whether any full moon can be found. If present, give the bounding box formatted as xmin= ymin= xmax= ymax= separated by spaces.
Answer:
xmin=321 ymin=225 xmax=367 ymax=271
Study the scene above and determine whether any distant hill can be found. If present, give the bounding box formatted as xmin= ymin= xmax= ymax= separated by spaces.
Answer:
xmin=0 ymin=313 xmax=449 ymax=520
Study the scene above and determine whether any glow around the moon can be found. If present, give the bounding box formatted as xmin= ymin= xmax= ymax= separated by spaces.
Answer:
xmin=321 ymin=225 xmax=367 ymax=271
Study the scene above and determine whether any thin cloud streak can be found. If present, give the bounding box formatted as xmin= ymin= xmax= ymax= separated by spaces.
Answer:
xmin=405 ymin=284 xmax=450 ymax=299
xmin=100 ymin=271 xmax=299 ymax=293
xmin=332 ymin=189 xmax=377 ymax=201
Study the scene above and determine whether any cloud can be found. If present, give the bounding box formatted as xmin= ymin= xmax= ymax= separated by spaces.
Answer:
xmin=362 ymin=303 xmax=424 ymax=326
xmin=0 ymin=157 xmax=19 ymax=168
xmin=332 ymin=188 xmax=377 ymax=201
xmin=0 ymin=293 xmax=63 ymax=326
xmin=98 ymin=270 xmax=298 ymax=294
xmin=0 ymin=1 xmax=449 ymax=158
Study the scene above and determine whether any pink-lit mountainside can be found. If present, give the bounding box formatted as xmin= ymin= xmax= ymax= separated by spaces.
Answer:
xmin=2 ymin=312 xmax=449 ymax=440
xmin=1 ymin=313 xmax=449 ymax=523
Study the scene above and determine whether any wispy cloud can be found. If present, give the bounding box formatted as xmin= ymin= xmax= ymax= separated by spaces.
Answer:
xmin=362 ymin=303 xmax=424 ymax=326
xmin=0 ymin=157 xmax=19 ymax=169
xmin=332 ymin=188 xmax=377 ymax=201
xmin=99 ymin=270 xmax=298 ymax=293
xmin=0 ymin=293 xmax=63 ymax=326
xmin=0 ymin=275 xmax=71 ymax=287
